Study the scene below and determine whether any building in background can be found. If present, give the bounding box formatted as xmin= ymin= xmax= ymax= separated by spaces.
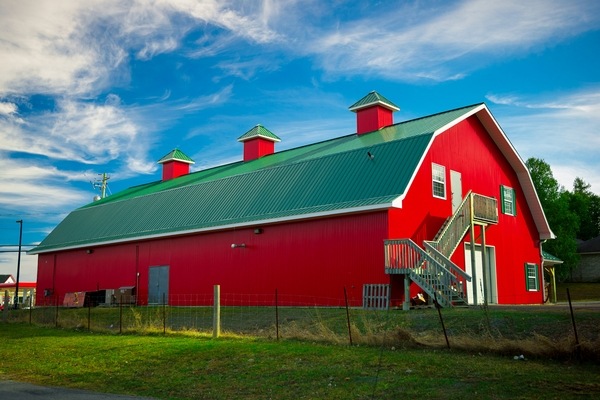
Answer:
xmin=571 ymin=236 xmax=600 ymax=282
xmin=0 ymin=275 xmax=36 ymax=308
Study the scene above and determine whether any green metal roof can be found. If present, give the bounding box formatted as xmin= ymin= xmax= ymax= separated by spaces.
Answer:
xmin=542 ymin=250 xmax=563 ymax=263
xmin=157 ymin=149 xmax=195 ymax=164
xmin=237 ymin=124 xmax=281 ymax=142
xmin=348 ymin=91 xmax=400 ymax=112
xmin=30 ymin=103 xmax=481 ymax=254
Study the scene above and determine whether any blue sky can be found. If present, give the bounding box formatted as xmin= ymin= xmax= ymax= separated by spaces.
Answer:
xmin=1 ymin=0 xmax=599 ymax=281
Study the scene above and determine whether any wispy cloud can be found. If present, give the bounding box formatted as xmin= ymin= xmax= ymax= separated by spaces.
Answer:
xmin=0 ymin=97 xmax=151 ymax=167
xmin=487 ymin=87 xmax=600 ymax=193
xmin=0 ymin=155 xmax=90 ymax=214
xmin=308 ymin=0 xmax=600 ymax=81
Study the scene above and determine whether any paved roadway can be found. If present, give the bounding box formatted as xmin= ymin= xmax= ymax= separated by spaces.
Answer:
xmin=0 ymin=381 xmax=158 ymax=400
xmin=490 ymin=301 xmax=600 ymax=312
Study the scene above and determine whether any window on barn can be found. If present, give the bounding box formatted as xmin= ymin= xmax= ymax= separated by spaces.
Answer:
xmin=432 ymin=163 xmax=446 ymax=199
xmin=525 ymin=263 xmax=539 ymax=291
xmin=500 ymin=185 xmax=516 ymax=216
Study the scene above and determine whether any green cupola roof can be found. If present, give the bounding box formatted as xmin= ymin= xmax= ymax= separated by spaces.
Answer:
xmin=348 ymin=91 xmax=400 ymax=112
xmin=237 ymin=124 xmax=281 ymax=143
xmin=157 ymin=149 xmax=195 ymax=164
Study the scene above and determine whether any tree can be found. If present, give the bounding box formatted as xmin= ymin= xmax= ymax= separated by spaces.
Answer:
xmin=525 ymin=158 xmax=579 ymax=279
xmin=570 ymin=177 xmax=600 ymax=240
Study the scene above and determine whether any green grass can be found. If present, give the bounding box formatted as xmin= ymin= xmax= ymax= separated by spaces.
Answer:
xmin=1 ymin=323 xmax=599 ymax=399
xmin=3 ymin=284 xmax=596 ymax=397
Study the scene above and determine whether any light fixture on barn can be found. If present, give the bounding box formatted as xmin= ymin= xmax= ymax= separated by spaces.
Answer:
xmin=231 ymin=243 xmax=246 ymax=249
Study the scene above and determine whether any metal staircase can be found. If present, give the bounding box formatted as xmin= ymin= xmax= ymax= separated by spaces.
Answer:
xmin=385 ymin=192 xmax=498 ymax=308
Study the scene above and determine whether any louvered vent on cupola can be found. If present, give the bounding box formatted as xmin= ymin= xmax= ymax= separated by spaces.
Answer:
xmin=157 ymin=149 xmax=195 ymax=181
xmin=348 ymin=91 xmax=400 ymax=135
xmin=237 ymin=124 xmax=281 ymax=161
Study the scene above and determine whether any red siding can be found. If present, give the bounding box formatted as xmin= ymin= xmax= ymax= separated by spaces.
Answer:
xmin=356 ymin=106 xmax=394 ymax=135
xmin=243 ymin=138 xmax=275 ymax=161
xmin=36 ymin=212 xmax=391 ymax=307
xmin=162 ymin=161 xmax=190 ymax=181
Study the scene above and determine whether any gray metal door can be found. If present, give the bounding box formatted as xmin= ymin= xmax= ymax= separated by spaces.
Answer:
xmin=148 ymin=266 xmax=169 ymax=305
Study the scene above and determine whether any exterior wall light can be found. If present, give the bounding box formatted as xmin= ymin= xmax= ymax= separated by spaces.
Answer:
xmin=231 ymin=243 xmax=246 ymax=249
xmin=254 ymin=228 xmax=263 ymax=234
xmin=86 ymin=249 xmax=94 ymax=254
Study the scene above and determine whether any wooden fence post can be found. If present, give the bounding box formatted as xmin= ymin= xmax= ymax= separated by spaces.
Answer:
xmin=213 ymin=285 xmax=221 ymax=338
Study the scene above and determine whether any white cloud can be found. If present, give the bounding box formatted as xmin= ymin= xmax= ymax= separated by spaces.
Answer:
xmin=487 ymin=87 xmax=600 ymax=194
xmin=0 ymin=98 xmax=152 ymax=167
xmin=0 ymin=0 xmax=284 ymax=97
xmin=0 ymin=102 xmax=18 ymax=115
xmin=308 ymin=0 xmax=600 ymax=81
xmin=0 ymin=156 xmax=90 ymax=214
xmin=0 ymin=252 xmax=38 ymax=282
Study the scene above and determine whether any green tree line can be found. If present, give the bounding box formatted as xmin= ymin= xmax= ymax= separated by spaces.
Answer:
xmin=526 ymin=158 xmax=600 ymax=280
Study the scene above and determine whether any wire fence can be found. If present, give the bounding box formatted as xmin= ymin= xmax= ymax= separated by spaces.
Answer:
xmin=2 ymin=287 xmax=599 ymax=361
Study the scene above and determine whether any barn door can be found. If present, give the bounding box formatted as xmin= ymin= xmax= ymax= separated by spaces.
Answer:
xmin=464 ymin=244 xmax=497 ymax=305
xmin=148 ymin=266 xmax=169 ymax=305
xmin=450 ymin=170 xmax=462 ymax=213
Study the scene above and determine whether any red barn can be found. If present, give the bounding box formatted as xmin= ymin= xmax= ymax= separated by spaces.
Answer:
xmin=29 ymin=92 xmax=554 ymax=309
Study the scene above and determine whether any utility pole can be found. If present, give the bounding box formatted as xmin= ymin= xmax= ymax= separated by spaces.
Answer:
xmin=14 ymin=220 xmax=23 ymax=309
xmin=92 ymin=173 xmax=110 ymax=200
xmin=100 ymin=173 xmax=109 ymax=199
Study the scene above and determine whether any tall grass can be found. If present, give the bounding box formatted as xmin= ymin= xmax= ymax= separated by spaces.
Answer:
xmin=4 ymin=302 xmax=599 ymax=361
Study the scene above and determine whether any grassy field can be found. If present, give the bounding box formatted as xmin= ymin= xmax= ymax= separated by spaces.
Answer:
xmin=1 ymin=323 xmax=599 ymax=400
xmin=2 ymin=284 xmax=598 ymax=398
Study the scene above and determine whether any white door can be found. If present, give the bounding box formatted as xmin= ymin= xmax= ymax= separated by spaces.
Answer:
xmin=451 ymin=170 xmax=462 ymax=213
xmin=465 ymin=244 xmax=497 ymax=305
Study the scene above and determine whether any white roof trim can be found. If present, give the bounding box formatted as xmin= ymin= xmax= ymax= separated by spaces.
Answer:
xmin=237 ymin=133 xmax=281 ymax=143
xmin=28 ymin=202 xmax=395 ymax=255
xmin=349 ymin=100 xmax=400 ymax=112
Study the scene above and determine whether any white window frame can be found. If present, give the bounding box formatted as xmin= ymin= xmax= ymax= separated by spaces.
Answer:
xmin=501 ymin=185 xmax=516 ymax=216
xmin=432 ymin=163 xmax=446 ymax=199
xmin=525 ymin=263 xmax=539 ymax=291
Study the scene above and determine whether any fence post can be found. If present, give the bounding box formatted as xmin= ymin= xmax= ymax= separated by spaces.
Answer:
xmin=566 ymin=288 xmax=580 ymax=360
xmin=2 ymin=290 xmax=8 ymax=322
xmin=119 ymin=295 xmax=123 ymax=334
xmin=275 ymin=289 xmax=279 ymax=341
xmin=344 ymin=287 xmax=353 ymax=346
xmin=55 ymin=295 xmax=59 ymax=328
xmin=162 ymin=293 xmax=166 ymax=334
xmin=434 ymin=292 xmax=450 ymax=349
xmin=213 ymin=285 xmax=221 ymax=338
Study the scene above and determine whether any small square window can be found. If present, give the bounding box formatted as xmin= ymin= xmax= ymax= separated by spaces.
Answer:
xmin=525 ymin=263 xmax=539 ymax=291
xmin=432 ymin=163 xmax=446 ymax=199
xmin=501 ymin=185 xmax=516 ymax=216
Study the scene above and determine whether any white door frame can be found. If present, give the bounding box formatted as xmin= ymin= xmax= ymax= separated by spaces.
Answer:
xmin=464 ymin=244 xmax=497 ymax=305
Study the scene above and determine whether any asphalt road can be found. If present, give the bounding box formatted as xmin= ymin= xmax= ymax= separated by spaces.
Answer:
xmin=0 ymin=381 xmax=159 ymax=400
